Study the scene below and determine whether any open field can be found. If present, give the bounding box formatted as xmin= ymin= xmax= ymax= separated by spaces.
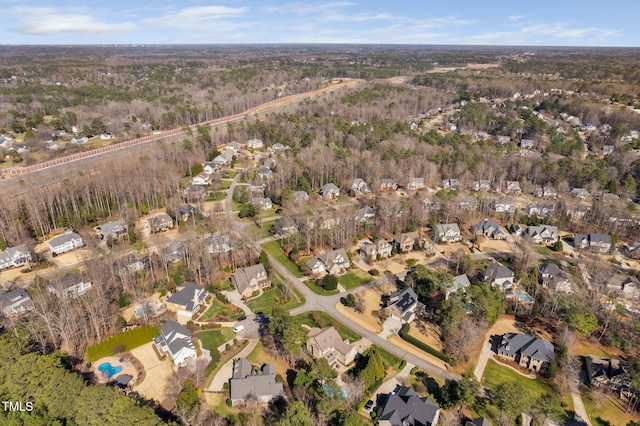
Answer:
xmin=339 ymin=268 xmax=374 ymax=289
xmin=199 ymin=298 xmax=243 ymax=322
xmin=199 ymin=328 xmax=234 ymax=351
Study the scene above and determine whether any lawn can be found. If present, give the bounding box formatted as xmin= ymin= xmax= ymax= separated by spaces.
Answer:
xmin=199 ymin=329 xmax=234 ymax=352
xmin=339 ymin=269 xmax=374 ymax=290
xmin=303 ymin=279 xmax=339 ymax=296
xmin=246 ymin=340 xmax=290 ymax=377
xmin=375 ymin=345 xmax=404 ymax=372
xmin=205 ymin=191 xmax=226 ymax=201
xmin=261 ymin=240 xmax=305 ymax=278
xmin=86 ymin=326 xmax=159 ymax=362
xmin=220 ymin=180 xmax=232 ymax=190
xmin=253 ymin=219 xmax=275 ymax=240
xmin=482 ymin=359 xmax=565 ymax=417
xmin=247 ymin=280 xmax=305 ymax=313
xmin=199 ymin=298 xmax=243 ymax=321
xmin=293 ymin=311 xmax=360 ymax=343
xmin=582 ymin=390 xmax=640 ymax=426
xmin=536 ymin=246 xmax=556 ymax=256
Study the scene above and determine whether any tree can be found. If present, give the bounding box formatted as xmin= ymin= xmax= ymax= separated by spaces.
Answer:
xmin=259 ymin=249 xmax=271 ymax=272
xmin=566 ymin=306 xmax=597 ymax=336
xmin=323 ymin=274 xmax=339 ymax=291
xmin=359 ymin=346 xmax=385 ymax=391
xmin=239 ymin=204 xmax=259 ymax=218
xmin=345 ymin=293 xmax=356 ymax=307
xmin=267 ymin=306 xmax=308 ymax=359
xmin=493 ymin=382 xmax=528 ymax=425
xmin=176 ymin=379 xmax=201 ymax=425
xmin=276 ymin=401 xmax=312 ymax=426
xmin=90 ymin=117 xmax=106 ymax=134
xmin=532 ymin=393 xmax=563 ymax=424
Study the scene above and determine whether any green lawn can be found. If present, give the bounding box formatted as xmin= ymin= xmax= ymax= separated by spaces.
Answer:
xmin=199 ymin=329 xmax=234 ymax=352
xmin=536 ymin=246 xmax=555 ymax=256
xmin=254 ymin=219 xmax=275 ymax=239
xmin=293 ymin=311 xmax=360 ymax=343
xmin=220 ymin=180 xmax=232 ymax=190
xmin=374 ymin=345 xmax=404 ymax=371
xmin=303 ymin=279 xmax=339 ymax=296
xmin=482 ymin=359 xmax=565 ymax=417
xmin=86 ymin=326 xmax=159 ymax=362
xmin=200 ymin=298 xmax=243 ymax=321
xmin=258 ymin=209 xmax=278 ymax=219
xmin=247 ymin=280 xmax=304 ymax=313
xmin=582 ymin=391 xmax=640 ymax=426
xmin=261 ymin=240 xmax=305 ymax=278
xmin=339 ymin=269 xmax=374 ymax=290
xmin=224 ymin=170 xmax=237 ymax=179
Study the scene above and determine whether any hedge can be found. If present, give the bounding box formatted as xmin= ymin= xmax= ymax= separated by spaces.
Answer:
xmin=398 ymin=324 xmax=450 ymax=363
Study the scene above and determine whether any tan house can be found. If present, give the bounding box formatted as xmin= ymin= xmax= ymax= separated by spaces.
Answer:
xmin=307 ymin=327 xmax=356 ymax=366
xmin=394 ymin=231 xmax=420 ymax=252
xmin=231 ymin=264 xmax=271 ymax=298
xmin=363 ymin=239 xmax=393 ymax=263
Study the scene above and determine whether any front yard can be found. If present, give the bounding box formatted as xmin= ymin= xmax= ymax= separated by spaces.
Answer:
xmin=582 ymin=389 xmax=640 ymax=426
xmin=261 ymin=240 xmax=305 ymax=278
xmin=247 ymin=279 xmax=305 ymax=313
xmin=199 ymin=298 xmax=243 ymax=322
xmin=293 ymin=311 xmax=361 ymax=343
xmin=338 ymin=269 xmax=374 ymax=289
xmin=198 ymin=328 xmax=235 ymax=352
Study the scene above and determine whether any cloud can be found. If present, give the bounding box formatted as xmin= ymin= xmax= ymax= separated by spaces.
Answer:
xmin=143 ymin=5 xmax=248 ymax=31
xmin=460 ymin=22 xmax=621 ymax=45
xmin=10 ymin=7 xmax=136 ymax=35
xmin=508 ymin=15 xmax=523 ymax=21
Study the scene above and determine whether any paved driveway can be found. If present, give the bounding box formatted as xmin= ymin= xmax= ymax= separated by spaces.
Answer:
xmin=233 ymin=314 xmax=265 ymax=339
xmin=208 ymin=339 xmax=259 ymax=391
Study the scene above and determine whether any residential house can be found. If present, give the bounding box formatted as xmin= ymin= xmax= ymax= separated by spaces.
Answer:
xmin=491 ymin=197 xmax=516 ymax=213
xmin=520 ymin=139 xmax=535 ymax=149
xmin=606 ymin=274 xmax=640 ymax=300
xmin=70 ymin=136 xmax=89 ymax=144
xmin=473 ymin=180 xmax=491 ymax=192
xmin=350 ymin=178 xmax=370 ymax=193
xmin=96 ymin=220 xmax=128 ymax=241
xmin=504 ymin=181 xmax=522 ymax=194
xmin=524 ymin=225 xmax=558 ymax=244
xmin=497 ymin=333 xmax=554 ymax=372
xmin=380 ymin=178 xmax=398 ymax=191
xmin=0 ymin=289 xmax=34 ymax=317
xmin=229 ymin=358 xmax=284 ymax=406
xmin=363 ymin=239 xmax=393 ymax=263
xmin=184 ymin=185 xmax=205 ymax=200
xmin=602 ymin=192 xmax=620 ymax=204
xmin=177 ymin=204 xmax=199 ymax=222
xmin=191 ymin=173 xmax=211 ymax=186
xmin=473 ymin=219 xmax=507 ymax=240
xmin=206 ymin=235 xmax=234 ymax=254
xmin=0 ymin=244 xmax=32 ymax=271
xmin=480 ymin=263 xmax=514 ymax=291
xmin=585 ymin=355 xmax=630 ymax=391
xmin=14 ymin=144 xmax=28 ymax=153
xmin=574 ymin=233 xmax=612 ymax=253
xmin=264 ymin=158 xmax=277 ymax=169
xmin=48 ymin=231 xmax=84 ymax=255
xmin=539 ymin=263 xmax=573 ymax=293
xmin=525 ymin=203 xmax=554 ymax=217
xmin=247 ymin=138 xmax=264 ymax=149
xmin=442 ymin=178 xmax=461 ymax=190
xmin=535 ymin=186 xmax=557 ymax=199
xmin=250 ymin=180 xmax=267 ymax=195
xmin=147 ymin=214 xmax=174 ymax=234
xmin=231 ymin=264 xmax=271 ymax=298
xmin=0 ymin=134 xmax=12 ymax=148
xmin=432 ymin=223 xmax=462 ymax=243
xmin=319 ymin=183 xmax=340 ymax=200
xmin=271 ymin=142 xmax=285 ymax=153
xmin=272 ymin=217 xmax=298 ymax=237
xmin=458 ymin=195 xmax=478 ymax=211
xmin=257 ymin=167 xmax=272 ymax=179
xmin=602 ymin=145 xmax=615 ymax=156
xmin=566 ymin=204 xmax=588 ymax=220
xmin=153 ymin=320 xmax=196 ymax=366
xmin=497 ymin=135 xmax=511 ymax=144
xmin=303 ymin=248 xmax=350 ymax=276
xmin=445 ymin=274 xmax=471 ymax=300
xmin=166 ymin=283 xmax=208 ymax=318
xmin=203 ymin=161 xmax=219 ymax=174
xmin=212 ymin=153 xmax=232 ymax=166
xmin=394 ymin=231 xmax=420 ymax=252
xmin=226 ymin=141 xmax=241 ymax=153
xmin=378 ymin=386 xmax=440 ymax=426
xmin=407 ymin=177 xmax=425 ymax=190
xmin=465 ymin=418 xmax=492 ymax=426
xmin=113 ymin=253 xmax=148 ymax=276
xmin=355 ymin=205 xmax=375 ymax=222
xmin=383 ymin=287 xmax=424 ymax=323
xmin=306 ymin=326 xmax=356 ymax=366
xmin=570 ymin=188 xmax=590 ymax=199
xmin=48 ymin=273 xmax=92 ymax=298
xmin=251 ymin=197 xmax=273 ymax=210
xmin=624 ymin=242 xmax=640 ymax=260
xmin=100 ymin=132 xmax=114 ymax=140
xmin=292 ymin=190 xmax=309 ymax=203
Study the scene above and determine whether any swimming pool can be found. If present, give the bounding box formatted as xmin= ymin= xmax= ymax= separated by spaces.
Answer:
xmin=515 ymin=292 xmax=533 ymax=303
xmin=98 ymin=362 xmax=123 ymax=379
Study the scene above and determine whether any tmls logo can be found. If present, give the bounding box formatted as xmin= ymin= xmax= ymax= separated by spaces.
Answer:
xmin=2 ymin=401 xmax=34 ymax=412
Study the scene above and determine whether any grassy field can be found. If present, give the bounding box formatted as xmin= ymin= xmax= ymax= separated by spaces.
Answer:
xmin=220 ymin=180 xmax=232 ymax=190
xmin=293 ymin=311 xmax=360 ymax=343
xmin=247 ymin=281 xmax=305 ymax=313
xmin=261 ymin=240 xmax=305 ymax=278
xmin=200 ymin=298 xmax=243 ymax=321
xmin=582 ymin=391 xmax=640 ymax=426
xmin=199 ymin=329 xmax=234 ymax=352
xmin=482 ymin=359 xmax=565 ymax=418
xmin=86 ymin=326 xmax=159 ymax=362
xmin=255 ymin=219 xmax=275 ymax=239
xmin=536 ymin=246 xmax=556 ymax=256
xmin=339 ymin=269 xmax=374 ymax=289
xmin=302 ymin=279 xmax=340 ymax=296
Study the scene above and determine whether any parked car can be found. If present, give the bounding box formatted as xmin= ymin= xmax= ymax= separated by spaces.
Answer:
xmin=238 ymin=315 xmax=247 ymax=321
xmin=233 ymin=325 xmax=244 ymax=333
xmin=364 ymin=400 xmax=374 ymax=411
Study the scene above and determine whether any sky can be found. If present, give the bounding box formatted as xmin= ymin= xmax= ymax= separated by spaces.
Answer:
xmin=0 ymin=1 xmax=638 ymax=46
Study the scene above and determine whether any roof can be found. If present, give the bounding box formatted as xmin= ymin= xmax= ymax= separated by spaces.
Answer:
xmin=308 ymin=327 xmax=353 ymax=356
xmin=49 ymin=232 xmax=82 ymax=247
xmin=231 ymin=264 xmax=267 ymax=295
xmin=450 ymin=274 xmax=471 ymax=293
xmin=498 ymin=333 xmax=554 ymax=363
xmin=166 ymin=283 xmax=207 ymax=311
xmin=0 ymin=288 xmax=32 ymax=311
xmin=466 ymin=418 xmax=492 ymax=426
xmin=320 ymin=183 xmax=339 ymax=194
xmin=387 ymin=287 xmax=421 ymax=315
xmin=379 ymin=386 xmax=440 ymax=426
xmin=434 ymin=223 xmax=460 ymax=236
xmin=97 ymin=220 xmax=127 ymax=236
xmin=481 ymin=262 xmax=514 ymax=282
xmin=51 ymin=273 xmax=90 ymax=290
xmin=229 ymin=358 xmax=284 ymax=401
xmin=539 ymin=262 xmax=563 ymax=277
xmin=159 ymin=320 xmax=195 ymax=357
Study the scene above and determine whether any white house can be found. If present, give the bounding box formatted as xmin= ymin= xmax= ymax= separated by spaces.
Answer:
xmin=0 ymin=244 xmax=32 ymax=271
xmin=247 ymin=138 xmax=264 ymax=149
xmin=48 ymin=273 xmax=92 ymax=298
xmin=153 ymin=320 xmax=197 ymax=366
xmin=0 ymin=289 xmax=34 ymax=317
xmin=48 ymin=231 xmax=84 ymax=255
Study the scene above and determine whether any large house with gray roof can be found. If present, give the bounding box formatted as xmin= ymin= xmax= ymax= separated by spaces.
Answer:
xmin=378 ymin=386 xmax=440 ymax=426
xmin=48 ymin=273 xmax=92 ymax=298
xmin=575 ymin=233 xmax=612 ymax=253
xmin=96 ymin=220 xmax=128 ymax=241
xmin=479 ymin=263 xmax=514 ymax=291
xmin=445 ymin=274 xmax=471 ymax=300
xmin=383 ymin=287 xmax=423 ymax=323
xmin=229 ymin=358 xmax=284 ymax=406
xmin=432 ymin=223 xmax=461 ymax=243
xmin=0 ymin=288 xmax=34 ymax=317
xmin=307 ymin=326 xmax=356 ymax=366
xmin=0 ymin=244 xmax=31 ymax=271
xmin=231 ymin=264 xmax=270 ymax=298
xmin=473 ymin=219 xmax=507 ymax=240
xmin=524 ymin=225 xmax=558 ymax=244
xmin=303 ymin=248 xmax=351 ymax=276
xmin=48 ymin=231 xmax=84 ymax=255
xmin=153 ymin=320 xmax=197 ymax=366
xmin=497 ymin=333 xmax=554 ymax=372
xmin=166 ymin=283 xmax=208 ymax=318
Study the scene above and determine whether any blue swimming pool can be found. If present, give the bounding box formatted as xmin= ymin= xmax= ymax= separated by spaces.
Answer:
xmin=515 ymin=292 xmax=533 ymax=303
xmin=98 ymin=362 xmax=123 ymax=379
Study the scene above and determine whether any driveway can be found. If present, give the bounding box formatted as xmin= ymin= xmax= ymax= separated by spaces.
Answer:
xmin=223 ymin=290 xmax=253 ymax=315
xmin=130 ymin=342 xmax=174 ymax=403
xmin=369 ymin=362 xmax=415 ymax=411
xmin=208 ymin=338 xmax=259 ymax=391
xmin=474 ymin=338 xmax=493 ymax=381
xmin=571 ymin=391 xmax=592 ymax=426
xmin=379 ymin=317 xmax=403 ymax=339
xmin=233 ymin=314 xmax=265 ymax=339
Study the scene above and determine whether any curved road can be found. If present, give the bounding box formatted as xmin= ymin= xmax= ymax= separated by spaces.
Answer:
xmin=224 ymin=170 xmax=459 ymax=382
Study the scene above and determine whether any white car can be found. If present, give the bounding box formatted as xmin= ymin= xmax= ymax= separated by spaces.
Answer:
xmin=233 ymin=325 xmax=244 ymax=333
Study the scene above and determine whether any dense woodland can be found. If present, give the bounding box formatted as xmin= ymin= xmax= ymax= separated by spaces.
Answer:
xmin=2 ymin=45 xmax=640 ymax=425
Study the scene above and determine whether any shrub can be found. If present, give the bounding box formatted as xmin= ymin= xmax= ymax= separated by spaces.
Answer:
xmin=275 ymin=374 xmax=283 ymax=382
xmin=225 ymin=343 xmax=231 ymax=351
xmin=369 ymin=269 xmax=380 ymax=276
xmin=399 ymin=324 xmax=450 ymax=363
xmin=345 ymin=294 xmax=356 ymax=307
xmin=323 ymin=274 xmax=339 ymax=291
xmin=226 ymin=399 xmax=232 ymax=407
xmin=223 ymin=382 xmax=230 ymax=390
